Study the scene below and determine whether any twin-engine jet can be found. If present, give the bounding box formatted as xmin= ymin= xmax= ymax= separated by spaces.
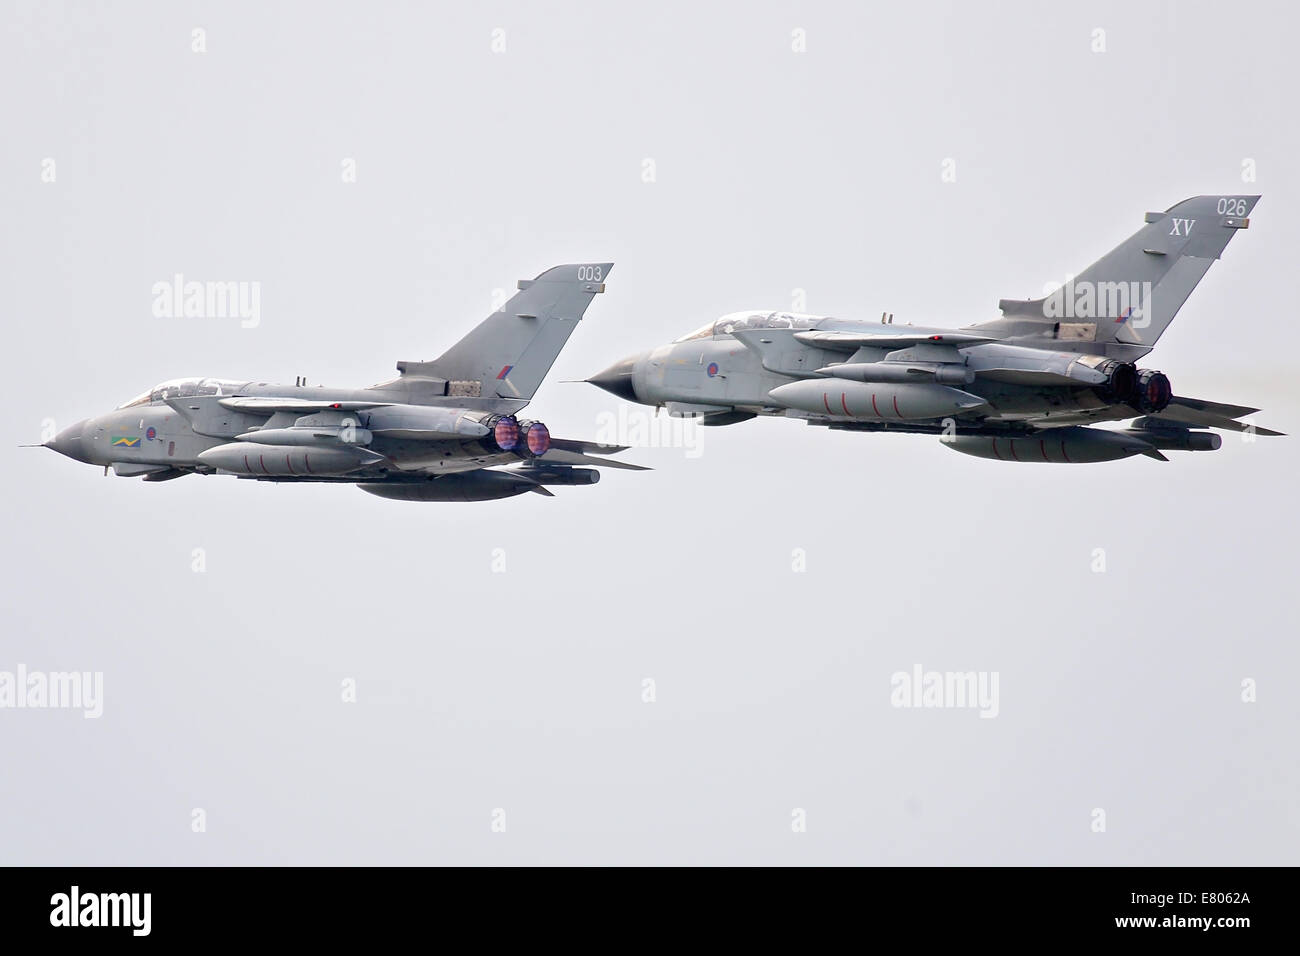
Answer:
xmin=41 ymin=195 xmax=1282 ymax=497
xmin=44 ymin=263 xmax=646 ymax=501
xmin=590 ymin=196 xmax=1280 ymax=462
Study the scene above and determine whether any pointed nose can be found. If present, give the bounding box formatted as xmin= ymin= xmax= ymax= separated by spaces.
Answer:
xmin=587 ymin=355 xmax=640 ymax=403
xmin=46 ymin=419 xmax=92 ymax=463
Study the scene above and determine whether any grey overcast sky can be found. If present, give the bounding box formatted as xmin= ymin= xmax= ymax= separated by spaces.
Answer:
xmin=2 ymin=0 xmax=1296 ymax=864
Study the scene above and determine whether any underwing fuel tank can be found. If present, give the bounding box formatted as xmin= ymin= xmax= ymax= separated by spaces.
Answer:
xmin=196 ymin=442 xmax=383 ymax=476
xmin=359 ymin=468 xmax=598 ymax=501
xmin=944 ymin=427 xmax=1157 ymax=463
xmin=360 ymin=472 xmax=535 ymax=501
xmin=768 ymin=379 xmax=987 ymax=420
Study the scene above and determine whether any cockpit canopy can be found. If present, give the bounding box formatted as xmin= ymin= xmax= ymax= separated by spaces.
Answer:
xmin=117 ymin=377 xmax=250 ymax=409
xmin=672 ymin=311 xmax=824 ymax=343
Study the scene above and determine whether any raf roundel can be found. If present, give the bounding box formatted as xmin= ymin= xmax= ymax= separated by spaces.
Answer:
xmin=706 ymin=362 xmax=720 ymax=378
xmin=146 ymin=426 xmax=157 ymax=441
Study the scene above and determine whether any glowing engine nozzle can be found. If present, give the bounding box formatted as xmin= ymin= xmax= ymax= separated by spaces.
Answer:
xmin=521 ymin=421 xmax=551 ymax=457
xmin=1092 ymin=360 xmax=1138 ymax=404
xmin=491 ymin=416 xmax=519 ymax=452
xmin=1135 ymin=369 xmax=1172 ymax=412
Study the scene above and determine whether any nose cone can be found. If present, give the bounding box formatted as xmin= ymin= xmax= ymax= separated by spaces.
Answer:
xmin=588 ymin=356 xmax=640 ymax=403
xmin=45 ymin=419 xmax=92 ymax=463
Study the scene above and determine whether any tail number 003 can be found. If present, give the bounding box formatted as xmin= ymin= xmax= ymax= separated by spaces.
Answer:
xmin=577 ymin=266 xmax=603 ymax=281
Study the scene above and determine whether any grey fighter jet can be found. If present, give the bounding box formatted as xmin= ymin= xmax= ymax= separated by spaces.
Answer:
xmin=44 ymin=263 xmax=646 ymax=500
xmin=590 ymin=196 xmax=1280 ymax=462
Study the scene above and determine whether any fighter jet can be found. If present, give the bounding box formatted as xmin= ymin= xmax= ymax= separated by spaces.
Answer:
xmin=44 ymin=263 xmax=646 ymax=500
xmin=590 ymin=196 xmax=1280 ymax=462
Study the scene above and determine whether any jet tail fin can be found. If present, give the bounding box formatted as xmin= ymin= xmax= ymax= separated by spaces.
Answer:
xmin=973 ymin=196 xmax=1259 ymax=359
xmin=396 ymin=263 xmax=612 ymax=402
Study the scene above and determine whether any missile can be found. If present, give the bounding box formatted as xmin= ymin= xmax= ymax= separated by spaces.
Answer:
xmin=359 ymin=471 xmax=536 ymax=502
xmin=768 ymin=379 xmax=987 ymax=420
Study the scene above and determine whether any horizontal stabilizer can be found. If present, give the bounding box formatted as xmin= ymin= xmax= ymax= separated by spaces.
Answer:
xmin=1165 ymin=395 xmax=1259 ymax=419
xmin=1148 ymin=406 xmax=1283 ymax=436
xmin=547 ymin=438 xmax=631 ymax=455
xmin=541 ymin=448 xmax=651 ymax=471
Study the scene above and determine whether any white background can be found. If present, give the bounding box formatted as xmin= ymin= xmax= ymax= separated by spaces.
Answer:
xmin=2 ymin=0 xmax=1296 ymax=864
